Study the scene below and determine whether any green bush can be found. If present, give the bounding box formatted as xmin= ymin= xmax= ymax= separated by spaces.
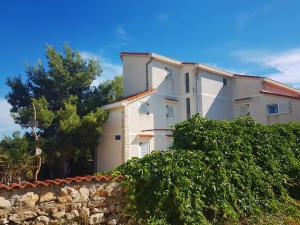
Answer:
xmin=110 ymin=116 xmax=300 ymax=225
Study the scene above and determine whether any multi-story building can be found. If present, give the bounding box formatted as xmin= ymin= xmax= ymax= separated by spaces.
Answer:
xmin=97 ymin=52 xmax=300 ymax=171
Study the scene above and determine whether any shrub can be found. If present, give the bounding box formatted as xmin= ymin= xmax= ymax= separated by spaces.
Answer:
xmin=110 ymin=116 xmax=300 ymax=224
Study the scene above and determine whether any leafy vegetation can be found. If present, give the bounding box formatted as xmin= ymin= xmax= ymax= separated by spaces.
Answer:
xmin=5 ymin=45 xmax=123 ymax=178
xmin=0 ymin=132 xmax=35 ymax=184
xmin=109 ymin=116 xmax=300 ymax=225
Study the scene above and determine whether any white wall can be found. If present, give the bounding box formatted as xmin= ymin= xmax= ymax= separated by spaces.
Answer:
xmin=123 ymin=56 xmax=149 ymax=97
xmin=233 ymin=94 xmax=300 ymax=124
xmin=150 ymin=60 xmax=180 ymax=97
xmin=127 ymin=93 xmax=178 ymax=159
xmin=199 ymin=71 xmax=233 ymax=119
xmin=256 ymin=94 xmax=300 ymax=124
xmin=97 ymin=108 xmax=123 ymax=171
xmin=232 ymin=77 xmax=262 ymax=99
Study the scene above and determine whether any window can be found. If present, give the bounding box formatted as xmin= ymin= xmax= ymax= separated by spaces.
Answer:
xmin=186 ymin=98 xmax=191 ymax=119
xmin=166 ymin=71 xmax=175 ymax=95
xmin=140 ymin=142 xmax=150 ymax=158
xmin=185 ymin=73 xmax=190 ymax=93
xmin=267 ymin=104 xmax=278 ymax=115
xmin=223 ymin=78 xmax=228 ymax=86
xmin=239 ymin=104 xmax=250 ymax=116
xmin=267 ymin=102 xmax=291 ymax=115
xmin=139 ymin=102 xmax=149 ymax=114
xmin=166 ymin=105 xmax=175 ymax=117
xmin=115 ymin=135 xmax=121 ymax=140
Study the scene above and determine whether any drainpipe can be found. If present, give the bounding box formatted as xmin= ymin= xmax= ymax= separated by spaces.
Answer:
xmin=145 ymin=57 xmax=153 ymax=90
xmin=195 ymin=67 xmax=200 ymax=114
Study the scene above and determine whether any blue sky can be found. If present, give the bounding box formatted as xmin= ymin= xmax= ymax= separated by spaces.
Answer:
xmin=1 ymin=0 xmax=300 ymax=138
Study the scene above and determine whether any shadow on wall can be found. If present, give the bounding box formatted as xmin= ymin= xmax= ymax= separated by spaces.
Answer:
xmin=202 ymin=74 xmax=233 ymax=120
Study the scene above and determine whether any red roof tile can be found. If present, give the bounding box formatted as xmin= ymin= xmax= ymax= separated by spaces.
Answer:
xmin=260 ymin=90 xmax=300 ymax=100
xmin=122 ymin=89 xmax=156 ymax=102
xmin=0 ymin=175 xmax=124 ymax=190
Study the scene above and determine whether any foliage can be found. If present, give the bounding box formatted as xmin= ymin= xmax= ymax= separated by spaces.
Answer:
xmin=84 ymin=75 xmax=123 ymax=111
xmin=6 ymin=45 xmax=110 ymax=177
xmin=0 ymin=132 xmax=35 ymax=184
xmin=109 ymin=116 xmax=300 ymax=225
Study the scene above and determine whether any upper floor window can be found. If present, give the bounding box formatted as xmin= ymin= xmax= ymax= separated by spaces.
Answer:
xmin=166 ymin=105 xmax=175 ymax=117
xmin=223 ymin=78 xmax=228 ymax=86
xmin=140 ymin=142 xmax=150 ymax=158
xmin=139 ymin=102 xmax=149 ymax=114
xmin=166 ymin=71 xmax=175 ymax=95
xmin=185 ymin=73 xmax=190 ymax=93
xmin=186 ymin=98 xmax=191 ymax=119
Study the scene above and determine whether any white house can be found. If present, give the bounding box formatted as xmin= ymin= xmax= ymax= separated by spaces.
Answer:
xmin=96 ymin=52 xmax=300 ymax=171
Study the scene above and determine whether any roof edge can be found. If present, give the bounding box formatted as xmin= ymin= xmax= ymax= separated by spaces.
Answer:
xmin=0 ymin=175 xmax=124 ymax=190
xmin=102 ymin=89 xmax=157 ymax=110
xmin=120 ymin=52 xmax=233 ymax=77
xmin=260 ymin=90 xmax=300 ymax=100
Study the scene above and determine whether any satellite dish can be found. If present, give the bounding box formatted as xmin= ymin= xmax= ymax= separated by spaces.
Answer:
xmin=35 ymin=148 xmax=42 ymax=156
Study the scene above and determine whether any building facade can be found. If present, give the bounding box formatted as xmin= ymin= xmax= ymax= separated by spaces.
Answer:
xmin=97 ymin=52 xmax=300 ymax=171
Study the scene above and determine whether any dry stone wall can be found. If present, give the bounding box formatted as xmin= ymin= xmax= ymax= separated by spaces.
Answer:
xmin=0 ymin=176 xmax=127 ymax=225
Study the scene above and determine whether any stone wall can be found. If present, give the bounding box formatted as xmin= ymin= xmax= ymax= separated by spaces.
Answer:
xmin=0 ymin=176 xmax=127 ymax=225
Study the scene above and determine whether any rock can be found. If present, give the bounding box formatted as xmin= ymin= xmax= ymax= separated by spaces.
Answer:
xmin=58 ymin=186 xmax=79 ymax=203
xmin=52 ymin=211 xmax=65 ymax=219
xmin=89 ymin=213 xmax=105 ymax=225
xmin=87 ymin=198 xmax=106 ymax=208
xmin=36 ymin=209 xmax=48 ymax=216
xmin=105 ymin=182 xmax=120 ymax=196
xmin=80 ymin=207 xmax=90 ymax=219
xmin=65 ymin=210 xmax=79 ymax=220
xmin=107 ymin=214 xmax=121 ymax=225
xmin=9 ymin=211 xmax=37 ymax=223
xmin=0 ymin=197 xmax=11 ymax=209
xmin=39 ymin=203 xmax=59 ymax=215
xmin=91 ymin=208 xmax=101 ymax=213
xmin=17 ymin=192 xmax=39 ymax=207
xmin=90 ymin=187 xmax=108 ymax=200
xmin=0 ymin=217 xmax=9 ymax=224
xmin=101 ymin=207 xmax=110 ymax=214
xmin=39 ymin=192 xmax=56 ymax=203
xmin=115 ymin=204 xmax=122 ymax=213
xmin=109 ymin=204 xmax=115 ymax=212
xmin=33 ymin=216 xmax=50 ymax=225
xmin=79 ymin=187 xmax=89 ymax=201
xmin=48 ymin=220 xmax=60 ymax=225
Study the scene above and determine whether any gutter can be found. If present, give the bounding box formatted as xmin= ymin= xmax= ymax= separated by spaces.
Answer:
xmin=145 ymin=57 xmax=153 ymax=90
xmin=195 ymin=67 xmax=200 ymax=114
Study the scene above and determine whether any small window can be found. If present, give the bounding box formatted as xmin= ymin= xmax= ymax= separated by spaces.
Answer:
xmin=166 ymin=71 xmax=175 ymax=95
xmin=278 ymin=102 xmax=292 ymax=114
xmin=223 ymin=78 xmax=228 ymax=86
xmin=239 ymin=104 xmax=250 ymax=116
xmin=186 ymin=98 xmax=191 ymax=119
xmin=139 ymin=102 xmax=149 ymax=114
xmin=115 ymin=135 xmax=121 ymax=140
xmin=140 ymin=142 xmax=150 ymax=158
xmin=166 ymin=105 xmax=175 ymax=117
xmin=185 ymin=73 xmax=190 ymax=93
xmin=267 ymin=104 xmax=278 ymax=115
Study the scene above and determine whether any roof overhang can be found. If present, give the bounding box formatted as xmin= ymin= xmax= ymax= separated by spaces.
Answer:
xmin=101 ymin=89 xmax=157 ymax=110
xmin=260 ymin=90 xmax=300 ymax=100
xmin=120 ymin=52 xmax=234 ymax=77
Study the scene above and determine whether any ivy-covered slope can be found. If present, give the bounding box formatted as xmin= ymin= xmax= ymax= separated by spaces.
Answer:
xmin=111 ymin=116 xmax=300 ymax=225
